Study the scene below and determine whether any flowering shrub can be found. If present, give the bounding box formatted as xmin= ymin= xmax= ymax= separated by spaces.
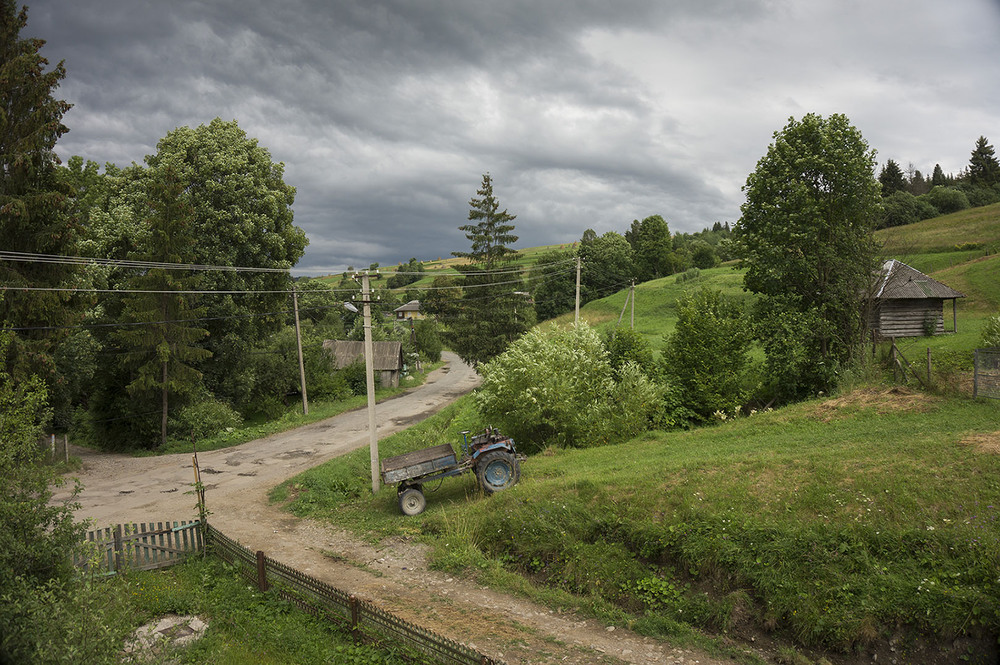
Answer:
xmin=474 ymin=323 xmax=660 ymax=452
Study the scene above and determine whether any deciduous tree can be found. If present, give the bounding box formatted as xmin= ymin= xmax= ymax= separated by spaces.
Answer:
xmin=736 ymin=113 xmax=880 ymax=399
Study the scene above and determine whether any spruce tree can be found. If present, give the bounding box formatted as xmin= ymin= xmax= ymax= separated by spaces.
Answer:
xmin=447 ymin=174 xmax=532 ymax=367
xmin=111 ymin=167 xmax=211 ymax=448
xmin=878 ymin=159 xmax=907 ymax=196
xmin=0 ymin=1 xmax=79 ymax=379
xmin=969 ymin=136 xmax=1000 ymax=187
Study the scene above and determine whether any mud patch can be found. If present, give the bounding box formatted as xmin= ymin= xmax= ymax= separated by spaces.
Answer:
xmin=277 ymin=449 xmax=315 ymax=459
xmin=811 ymin=387 xmax=938 ymax=421
xmin=959 ymin=431 xmax=1000 ymax=454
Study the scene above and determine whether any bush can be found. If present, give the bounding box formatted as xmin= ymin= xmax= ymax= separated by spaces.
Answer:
xmin=475 ymin=323 xmax=661 ymax=452
xmin=982 ymin=314 xmax=1000 ymax=348
xmin=604 ymin=327 xmax=657 ymax=380
xmin=340 ymin=359 xmax=368 ymax=395
xmin=675 ymin=267 xmax=700 ymax=283
xmin=413 ymin=319 xmax=443 ymax=362
xmin=922 ymin=186 xmax=970 ymax=215
xmin=662 ymin=289 xmax=753 ymax=421
xmin=173 ymin=397 xmax=244 ymax=440
xmin=879 ymin=191 xmax=919 ymax=228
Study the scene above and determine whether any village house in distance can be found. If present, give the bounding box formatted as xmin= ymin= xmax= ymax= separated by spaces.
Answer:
xmin=869 ymin=259 xmax=965 ymax=338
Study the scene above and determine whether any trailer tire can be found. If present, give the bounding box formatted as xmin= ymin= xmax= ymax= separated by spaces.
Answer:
xmin=398 ymin=487 xmax=427 ymax=516
xmin=477 ymin=451 xmax=518 ymax=495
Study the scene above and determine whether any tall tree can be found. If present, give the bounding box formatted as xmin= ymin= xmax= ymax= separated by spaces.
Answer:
xmin=736 ymin=113 xmax=880 ymax=400
xmin=968 ymin=136 xmax=1000 ymax=187
xmin=0 ymin=1 xmax=80 ymax=381
xmin=577 ymin=230 xmax=634 ymax=303
xmin=529 ymin=249 xmax=576 ymax=321
xmin=878 ymin=159 xmax=907 ymax=196
xmin=931 ymin=163 xmax=948 ymax=187
xmin=447 ymin=174 xmax=532 ymax=367
xmin=629 ymin=215 xmax=677 ymax=281
xmin=111 ymin=167 xmax=211 ymax=448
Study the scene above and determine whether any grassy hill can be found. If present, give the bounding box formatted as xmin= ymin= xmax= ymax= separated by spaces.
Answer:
xmin=277 ymin=389 xmax=1000 ymax=663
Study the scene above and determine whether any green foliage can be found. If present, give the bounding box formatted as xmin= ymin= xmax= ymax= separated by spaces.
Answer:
xmin=475 ymin=323 xmax=660 ymax=451
xmin=0 ymin=2 xmax=82 ymax=387
xmin=604 ymin=326 xmax=656 ymax=380
xmin=879 ymin=190 xmax=921 ymax=228
xmin=628 ymin=215 xmax=680 ymax=281
xmin=394 ymin=391 xmax=1000 ymax=654
xmin=981 ymin=314 xmax=1000 ymax=348
xmin=577 ymin=230 xmax=634 ymax=304
xmin=0 ymin=332 xmax=111 ymax=663
xmin=446 ymin=174 xmax=533 ymax=367
xmin=878 ymin=159 xmax=907 ymax=196
xmin=675 ymin=267 xmax=700 ymax=283
xmin=738 ymin=113 xmax=881 ymax=399
xmin=923 ymin=186 xmax=970 ymax=214
xmin=173 ymin=397 xmax=244 ymax=440
xmin=529 ymin=249 xmax=576 ymax=321
xmin=385 ymin=257 xmax=424 ymax=289
xmin=968 ymin=136 xmax=1000 ymax=187
xmin=662 ymin=289 xmax=753 ymax=422
xmin=412 ymin=318 xmax=443 ymax=361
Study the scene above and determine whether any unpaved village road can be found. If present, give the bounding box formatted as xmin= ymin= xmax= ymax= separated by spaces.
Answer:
xmin=57 ymin=352 xmax=735 ymax=665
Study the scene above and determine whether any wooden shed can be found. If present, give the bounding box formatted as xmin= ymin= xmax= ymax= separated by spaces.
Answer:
xmin=869 ymin=259 xmax=965 ymax=338
xmin=322 ymin=340 xmax=405 ymax=388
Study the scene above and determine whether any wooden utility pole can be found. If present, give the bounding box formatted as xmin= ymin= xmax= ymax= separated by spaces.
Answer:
xmin=292 ymin=285 xmax=308 ymax=415
xmin=359 ymin=271 xmax=380 ymax=494
xmin=574 ymin=256 xmax=581 ymax=325
xmin=630 ymin=281 xmax=635 ymax=330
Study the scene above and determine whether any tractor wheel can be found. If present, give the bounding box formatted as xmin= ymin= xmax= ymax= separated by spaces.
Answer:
xmin=398 ymin=487 xmax=427 ymax=516
xmin=477 ymin=451 xmax=518 ymax=495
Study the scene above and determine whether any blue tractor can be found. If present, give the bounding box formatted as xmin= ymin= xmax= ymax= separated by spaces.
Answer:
xmin=380 ymin=427 xmax=522 ymax=515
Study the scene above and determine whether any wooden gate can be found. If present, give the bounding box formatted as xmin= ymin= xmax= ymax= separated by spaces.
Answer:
xmin=75 ymin=520 xmax=203 ymax=575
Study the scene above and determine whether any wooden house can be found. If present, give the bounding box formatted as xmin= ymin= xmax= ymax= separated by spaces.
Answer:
xmin=393 ymin=300 xmax=424 ymax=321
xmin=323 ymin=340 xmax=405 ymax=388
xmin=869 ymin=259 xmax=965 ymax=338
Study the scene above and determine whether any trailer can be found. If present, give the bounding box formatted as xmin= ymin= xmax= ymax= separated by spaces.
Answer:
xmin=379 ymin=427 xmax=522 ymax=515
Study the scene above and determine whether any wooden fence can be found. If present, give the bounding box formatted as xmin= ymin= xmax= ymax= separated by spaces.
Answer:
xmin=74 ymin=519 xmax=204 ymax=575
xmin=974 ymin=347 xmax=1000 ymax=399
xmin=206 ymin=524 xmax=503 ymax=665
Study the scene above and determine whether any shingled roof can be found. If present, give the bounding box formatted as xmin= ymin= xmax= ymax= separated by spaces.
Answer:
xmin=322 ymin=340 xmax=404 ymax=371
xmin=873 ymin=259 xmax=965 ymax=300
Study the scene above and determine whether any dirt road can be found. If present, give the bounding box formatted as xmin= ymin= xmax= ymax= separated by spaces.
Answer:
xmin=59 ymin=352 xmax=735 ymax=665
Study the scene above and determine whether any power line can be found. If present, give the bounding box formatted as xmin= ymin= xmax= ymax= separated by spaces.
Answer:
xmin=0 ymin=251 xmax=293 ymax=273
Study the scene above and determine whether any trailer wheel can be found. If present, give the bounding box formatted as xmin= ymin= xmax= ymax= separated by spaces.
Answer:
xmin=477 ymin=451 xmax=518 ymax=495
xmin=398 ymin=487 xmax=427 ymax=516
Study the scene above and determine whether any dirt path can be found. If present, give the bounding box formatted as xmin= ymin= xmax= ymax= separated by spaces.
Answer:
xmin=59 ymin=352 xmax=736 ymax=665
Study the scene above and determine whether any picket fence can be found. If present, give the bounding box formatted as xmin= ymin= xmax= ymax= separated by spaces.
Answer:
xmin=74 ymin=520 xmax=502 ymax=665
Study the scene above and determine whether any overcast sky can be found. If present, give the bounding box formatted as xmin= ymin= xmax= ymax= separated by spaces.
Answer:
xmin=24 ymin=0 xmax=1000 ymax=274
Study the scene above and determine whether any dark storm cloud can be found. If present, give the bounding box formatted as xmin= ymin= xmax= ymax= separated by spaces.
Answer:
xmin=22 ymin=0 xmax=1000 ymax=272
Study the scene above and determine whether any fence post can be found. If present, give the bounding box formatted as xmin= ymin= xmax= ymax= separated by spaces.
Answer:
xmin=256 ymin=550 xmax=268 ymax=592
xmin=927 ymin=347 xmax=932 ymax=386
xmin=113 ymin=524 xmax=124 ymax=573
xmin=349 ymin=595 xmax=360 ymax=639
xmin=974 ymin=349 xmax=979 ymax=398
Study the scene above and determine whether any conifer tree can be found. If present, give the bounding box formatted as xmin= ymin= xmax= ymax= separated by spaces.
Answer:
xmin=968 ymin=136 xmax=1000 ymax=187
xmin=447 ymin=174 xmax=532 ymax=367
xmin=112 ymin=167 xmax=211 ymax=448
xmin=0 ymin=1 xmax=79 ymax=379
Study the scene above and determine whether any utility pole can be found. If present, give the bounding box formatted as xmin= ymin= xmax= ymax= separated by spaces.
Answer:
xmin=292 ymin=285 xmax=308 ymax=415
xmin=630 ymin=281 xmax=635 ymax=330
xmin=357 ymin=271 xmax=380 ymax=494
xmin=574 ymin=256 xmax=581 ymax=325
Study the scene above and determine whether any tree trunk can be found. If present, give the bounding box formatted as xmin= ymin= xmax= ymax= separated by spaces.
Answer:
xmin=161 ymin=361 xmax=168 ymax=448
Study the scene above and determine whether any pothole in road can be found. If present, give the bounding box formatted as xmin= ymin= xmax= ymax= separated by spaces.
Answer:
xmin=277 ymin=449 xmax=315 ymax=459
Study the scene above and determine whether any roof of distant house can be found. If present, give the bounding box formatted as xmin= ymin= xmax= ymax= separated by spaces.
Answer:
xmin=322 ymin=340 xmax=404 ymax=370
xmin=874 ymin=259 xmax=965 ymax=300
